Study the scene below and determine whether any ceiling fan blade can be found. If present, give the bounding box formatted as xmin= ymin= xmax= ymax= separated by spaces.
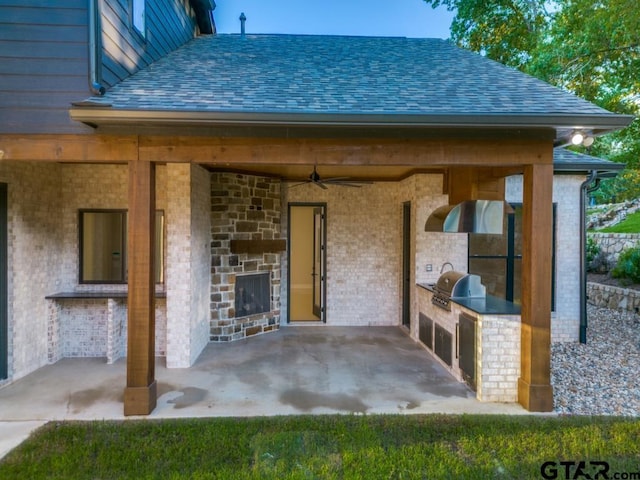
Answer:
xmin=293 ymin=167 xmax=373 ymax=189
xmin=322 ymin=177 xmax=350 ymax=182
xmin=324 ymin=180 xmax=373 ymax=186
xmin=329 ymin=182 xmax=366 ymax=187
xmin=288 ymin=181 xmax=310 ymax=189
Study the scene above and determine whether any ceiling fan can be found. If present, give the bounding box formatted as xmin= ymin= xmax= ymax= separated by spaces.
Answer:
xmin=289 ymin=166 xmax=373 ymax=189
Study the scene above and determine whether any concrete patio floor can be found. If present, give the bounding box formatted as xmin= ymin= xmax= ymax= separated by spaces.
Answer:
xmin=0 ymin=326 xmax=528 ymax=458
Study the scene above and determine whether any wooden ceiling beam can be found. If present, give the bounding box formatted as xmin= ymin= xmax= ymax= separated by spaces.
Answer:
xmin=138 ymin=136 xmax=552 ymax=167
xmin=0 ymin=135 xmax=138 ymax=163
xmin=0 ymin=134 xmax=552 ymax=167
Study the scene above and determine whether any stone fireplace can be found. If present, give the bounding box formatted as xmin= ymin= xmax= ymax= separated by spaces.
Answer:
xmin=209 ymin=173 xmax=284 ymax=342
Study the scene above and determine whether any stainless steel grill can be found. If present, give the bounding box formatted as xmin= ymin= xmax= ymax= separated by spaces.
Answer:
xmin=431 ymin=271 xmax=486 ymax=310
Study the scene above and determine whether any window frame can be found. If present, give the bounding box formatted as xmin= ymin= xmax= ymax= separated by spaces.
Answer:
xmin=468 ymin=202 xmax=556 ymax=310
xmin=79 ymin=209 xmax=127 ymax=284
xmin=78 ymin=209 xmax=164 ymax=285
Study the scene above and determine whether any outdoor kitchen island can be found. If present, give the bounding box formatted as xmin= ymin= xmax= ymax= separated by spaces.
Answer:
xmin=416 ymin=283 xmax=521 ymax=403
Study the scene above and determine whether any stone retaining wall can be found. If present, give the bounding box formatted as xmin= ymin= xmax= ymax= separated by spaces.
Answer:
xmin=588 ymin=233 xmax=640 ymax=266
xmin=587 ymin=282 xmax=640 ymax=313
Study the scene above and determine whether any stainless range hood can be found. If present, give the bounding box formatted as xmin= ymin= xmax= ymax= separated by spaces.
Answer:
xmin=425 ymin=200 xmax=510 ymax=234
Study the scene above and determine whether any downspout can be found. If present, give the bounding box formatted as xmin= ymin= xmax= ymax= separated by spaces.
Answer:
xmin=88 ymin=0 xmax=106 ymax=95
xmin=579 ymin=170 xmax=599 ymax=343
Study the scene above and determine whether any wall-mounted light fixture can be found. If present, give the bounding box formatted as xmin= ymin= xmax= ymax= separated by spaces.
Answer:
xmin=571 ymin=130 xmax=594 ymax=147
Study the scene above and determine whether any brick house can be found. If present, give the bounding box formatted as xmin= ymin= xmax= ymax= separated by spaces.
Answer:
xmin=0 ymin=1 xmax=632 ymax=414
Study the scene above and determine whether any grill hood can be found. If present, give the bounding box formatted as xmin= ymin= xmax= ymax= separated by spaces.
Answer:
xmin=424 ymin=200 xmax=510 ymax=234
xmin=431 ymin=271 xmax=486 ymax=310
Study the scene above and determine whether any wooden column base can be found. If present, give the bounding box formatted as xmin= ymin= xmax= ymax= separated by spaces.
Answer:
xmin=517 ymin=378 xmax=553 ymax=412
xmin=124 ymin=381 xmax=157 ymax=416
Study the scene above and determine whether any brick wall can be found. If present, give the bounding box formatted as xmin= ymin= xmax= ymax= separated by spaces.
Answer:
xmin=283 ymin=174 xmax=468 ymax=328
xmin=506 ymin=175 xmax=584 ymax=342
xmin=189 ymin=165 xmax=213 ymax=363
xmin=0 ymin=161 xmax=62 ymax=383
xmin=476 ymin=313 xmax=520 ymax=402
xmin=56 ymin=164 xmax=169 ymax=354
xmin=166 ymin=164 xmax=211 ymax=366
xmin=285 ymin=181 xmax=403 ymax=326
xmin=46 ymin=297 xmax=167 ymax=363
xmin=413 ymin=174 xmax=469 ymax=340
xmin=210 ymin=173 xmax=282 ymax=341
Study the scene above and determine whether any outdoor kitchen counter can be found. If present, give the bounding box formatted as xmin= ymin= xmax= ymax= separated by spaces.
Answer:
xmin=416 ymin=283 xmax=520 ymax=315
xmin=416 ymin=283 xmax=521 ymax=403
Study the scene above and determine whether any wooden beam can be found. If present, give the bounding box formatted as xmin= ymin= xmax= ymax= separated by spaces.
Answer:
xmin=446 ymin=166 xmax=506 ymax=204
xmin=139 ymin=136 xmax=551 ymax=167
xmin=230 ymin=239 xmax=287 ymax=254
xmin=124 ymin=159 xmax=157 ymax=416
xmin=1 ymin=134 xmax=550 ymax=167
xmin=0 ymin=134 xmax=138 ymax=162
xmin=518 ymin=161 xmax=554 ymax=412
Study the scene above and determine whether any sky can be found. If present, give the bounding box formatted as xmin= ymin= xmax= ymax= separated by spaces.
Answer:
xmin=213 ymin=0 xmax=455 ymax=39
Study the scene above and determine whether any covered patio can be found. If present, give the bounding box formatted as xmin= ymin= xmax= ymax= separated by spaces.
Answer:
xmin=0 ymin=326 xmax=527 ymax=420
xmin=0 ymin=326 xmax=527 ymax=457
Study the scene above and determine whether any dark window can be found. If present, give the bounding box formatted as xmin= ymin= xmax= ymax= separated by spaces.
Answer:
xmin=79 ymin=210 xmax=164 ymax=284
xmin=468 ymin=203 xmax=555 ymax=309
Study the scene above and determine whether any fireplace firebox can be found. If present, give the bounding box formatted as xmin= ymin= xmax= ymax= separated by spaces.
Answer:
xmin=235 ymin=273 xmax=270 ymax=317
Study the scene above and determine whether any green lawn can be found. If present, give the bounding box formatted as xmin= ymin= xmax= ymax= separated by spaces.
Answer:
xmin=1 ymin=415 xmax=639 ymax=479
xmin=596 ymin=210 xmax=640 ymax=233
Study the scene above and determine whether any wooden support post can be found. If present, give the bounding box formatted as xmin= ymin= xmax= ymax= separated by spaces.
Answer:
xmin=124 ymin=160 xmax=157 ymax=416
xmin=518 ymin=162 xmax=554 ymax=412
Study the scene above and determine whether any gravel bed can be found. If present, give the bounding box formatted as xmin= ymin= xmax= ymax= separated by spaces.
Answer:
xmin=551 ymin=305 xmax=640 ymax=416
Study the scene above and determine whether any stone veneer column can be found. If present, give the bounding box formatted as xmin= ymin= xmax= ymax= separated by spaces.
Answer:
xmin=210 ymin=173 xmax=282 ymax=341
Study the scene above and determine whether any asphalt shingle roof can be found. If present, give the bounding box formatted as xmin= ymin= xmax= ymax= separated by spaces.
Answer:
xmin=553 ymin=148 xmax=625 ymax=175
xmin=95 ymin=34 xmax=614 ymax=117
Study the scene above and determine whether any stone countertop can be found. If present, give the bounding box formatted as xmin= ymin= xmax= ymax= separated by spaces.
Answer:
xmin=46 ymin=291 xmax=167 ymax=299
xmin=417 ymin=283 xmax=521 ymax=316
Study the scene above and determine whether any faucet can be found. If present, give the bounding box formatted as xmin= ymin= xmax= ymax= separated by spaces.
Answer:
xmin=440 ymin=262 xmax=454 ymax=274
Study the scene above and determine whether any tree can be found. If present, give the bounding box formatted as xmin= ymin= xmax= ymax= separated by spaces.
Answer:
xmin=528 ymin=0 xmax=640 ymax=170
xmin=425 ymin=0 xmax=640 ymax=198
xmin=528 ymin=0 xmax=640 ymax=106
xmin=423 ymin=0 xmax=549 ymax=69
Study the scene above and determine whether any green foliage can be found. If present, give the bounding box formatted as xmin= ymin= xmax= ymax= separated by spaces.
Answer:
xmin=1 ymin=416 xmax=640 ymax=479
xmin=530 ymin=0 xmax=640 ymax=105
xmin=586 ymin=236 xmax=600 ymax=264
xmin=423 ymin=0 xmax=548 ymax=69
xmin=424 ymin=0 xmax=640 ymax=174
xmin=611 ymin=245 xmax=640 ymax=283
xmin=586 ymin=236 xmax=610 ymax=272
xmin=592 ymin=169 xmax=640 ymax=204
